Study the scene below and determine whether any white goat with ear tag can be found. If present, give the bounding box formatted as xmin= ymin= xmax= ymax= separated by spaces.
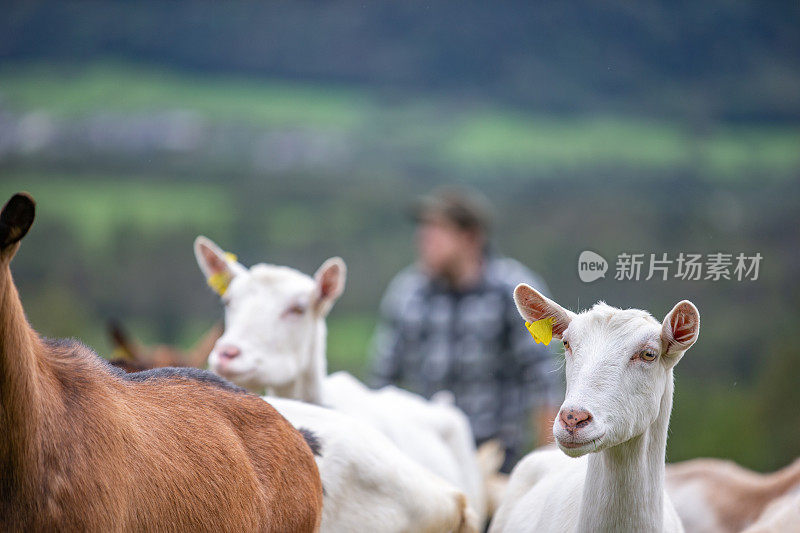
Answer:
xmin=194 ymin=236 xmax=487 ymax=526
xmin=490 ymin=284 xmax=699 ymax=533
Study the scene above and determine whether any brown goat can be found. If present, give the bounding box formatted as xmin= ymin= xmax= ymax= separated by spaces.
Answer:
xmin=107 ymin=320 xmax=223 ymax=372
xmin=0 ymin=193 xmax=323 ymax=532
xmin=667 ymin=457 xmax=800 ymax=533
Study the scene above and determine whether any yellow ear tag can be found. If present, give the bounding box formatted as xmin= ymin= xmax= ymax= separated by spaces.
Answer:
xmin=525 ymin=317 xmax=555 ymax=346
xmin=207 ymin=252 xmax=238 ymax=296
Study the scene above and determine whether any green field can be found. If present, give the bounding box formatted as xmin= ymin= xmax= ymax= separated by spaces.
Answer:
xmin=0 ymin=176 xmax=233 ymax=249
xmin=443 ymin=112 xmax=800 ymax=176
xmin=0 ymin=63 xmax=372 ymax=128
xmin=2 ymin=62 xmax=799 ymax=178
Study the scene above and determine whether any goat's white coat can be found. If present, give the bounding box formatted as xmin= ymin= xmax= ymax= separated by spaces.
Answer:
xmin=667 ymin=478 xmax=723 ymax=532
xmin=490 ymin=286 xmax=699 ymax=533
xmin=193 ymin=236 xmax=486 ymax=523
xmin=323 ymin=369 xmax=484 ymax=519
xmin=266 ymin=396 xmax=478 ymax=533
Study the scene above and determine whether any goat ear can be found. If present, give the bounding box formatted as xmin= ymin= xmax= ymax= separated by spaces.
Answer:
xmin=0 ymin=192 xmax=36 ymax=256
xmin=313 ymin=257 xmax=346 ymax=315
xmin=513 ymin=284 xmax=573 ymax=338
xmin=108 ymin=320 xmax=138 ymax=361
xmin=194 ymin=236 xmax=245 ymax=295
xmin=661 ymin=300 xmax=700 ymax=357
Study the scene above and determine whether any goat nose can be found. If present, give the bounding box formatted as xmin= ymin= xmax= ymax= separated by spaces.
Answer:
xmin=218 ymin=345 xmax=241 ymax=360
xmin=560 ymin=408 xmax=593 ymax=431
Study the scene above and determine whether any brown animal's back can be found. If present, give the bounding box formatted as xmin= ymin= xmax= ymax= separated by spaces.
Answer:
xmin=667 ymin=458 xmax=800 ymax=533
xmin=16 ymin=339 xmax=322 ymax=532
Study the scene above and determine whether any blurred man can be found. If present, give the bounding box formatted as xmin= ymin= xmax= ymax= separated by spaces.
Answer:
xmin=370 ymin=187 xmax=561 ymax=472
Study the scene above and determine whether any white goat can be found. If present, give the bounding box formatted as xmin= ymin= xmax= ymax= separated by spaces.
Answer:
xmin=266 ymin=396 xmax=479 ymax=533
xmin=193 ymin=236 xmax=486 ymax=523
xmin=666 ymin=457 xmax=800 ymax=533
xmin=490 ymin=284 xmax=700 ymax=533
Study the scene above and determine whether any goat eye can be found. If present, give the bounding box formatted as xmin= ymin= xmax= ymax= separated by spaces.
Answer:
xmin=286 ymin=305 xmax=306 ymax=316
xmin=640 ymin=350 xmax=658 ymax=362
xmin=562 ymin=340 xmax=570 ymax=352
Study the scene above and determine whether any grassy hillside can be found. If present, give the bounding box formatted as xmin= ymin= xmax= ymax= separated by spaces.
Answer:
xmin=2 ymin=63 xmax=799 ymax=178
xmin=0 ymin=63 xmax=371 ymax=128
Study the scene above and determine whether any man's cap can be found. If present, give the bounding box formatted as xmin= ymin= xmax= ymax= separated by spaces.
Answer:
xmin=412 ymin=186 xmax=493 ymax=233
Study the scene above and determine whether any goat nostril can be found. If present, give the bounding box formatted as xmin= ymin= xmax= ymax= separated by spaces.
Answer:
xmin=575 ymin=412 xmax=593 ymax=428
xmin=219 ymin=345 xmax=241 ymax=360
xmin=560 ymin=408 xmax=593 ymax=430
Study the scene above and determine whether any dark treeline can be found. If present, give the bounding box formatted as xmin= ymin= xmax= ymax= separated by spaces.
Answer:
xmin=2 ymin=1 xmax=799 ymax=121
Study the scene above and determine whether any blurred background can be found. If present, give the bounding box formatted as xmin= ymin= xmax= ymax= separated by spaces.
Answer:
xmin=1 ymin=1 xmax=798 ymax=471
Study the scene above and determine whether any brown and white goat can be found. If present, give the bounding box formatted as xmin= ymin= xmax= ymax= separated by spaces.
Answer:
xmin=0 ymin=193 xmax=323 ymax=532
xmin=107 ymin=320 xmax=222 ymax=372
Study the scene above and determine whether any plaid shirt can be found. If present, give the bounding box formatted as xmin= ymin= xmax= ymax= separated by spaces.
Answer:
xmin=369 ymin=255 xmax=562 ymax=466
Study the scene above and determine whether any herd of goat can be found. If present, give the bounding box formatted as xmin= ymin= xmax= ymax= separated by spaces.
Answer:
xmin=1 ymin=191 xmax=798 ymax=532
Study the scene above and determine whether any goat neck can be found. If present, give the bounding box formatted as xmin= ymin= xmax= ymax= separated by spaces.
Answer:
xmin=579 ymin=374 xmax=673 ymax=532
xmin=0 ymin=254 xmax=45 ymax=504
